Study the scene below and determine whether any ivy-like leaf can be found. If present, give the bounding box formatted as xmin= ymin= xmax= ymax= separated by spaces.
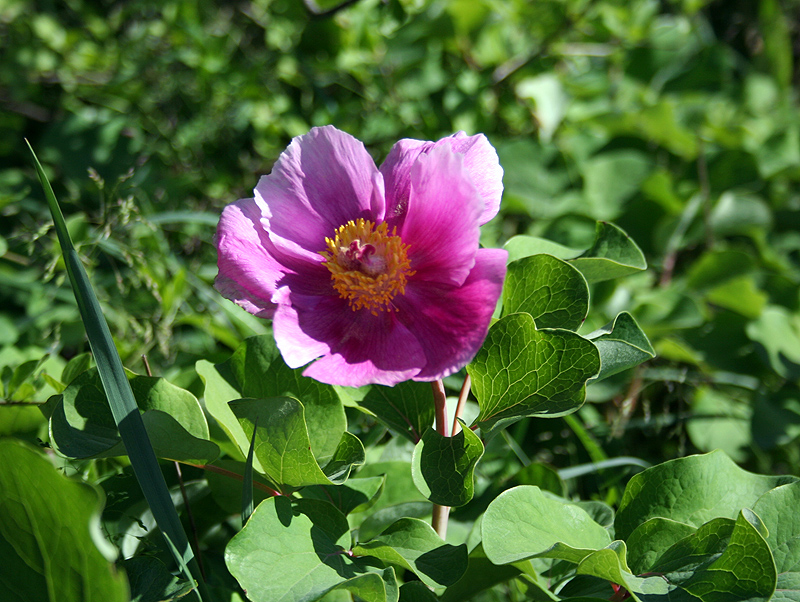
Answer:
xmin=585 ymin=312 xmax=655 ymax=381
xmin=503 ymin=254 xmax=589 ymax=330
xmin=358 ymin=381 xmax=435 ymax=443
xmin=229 ymin=397 xmax=364 ymax=492
xmin=625 ymin=517 xmax=696 ymax=575
xmin=569 ymin=222 xmax=647 ymax=283
xmin=468 ymin=313 xmax=600 ymax=437
xmin=0 ymin=439 xmax=128 ymax=602
xmin=226 ymin=496 xmax=399 ymax=602
xmin=504 ymin=234 xmax=582 ymax=263
xmin=482 ymin=485 xmax=612 ymax=566
xmin=353 ymin=518 xmax=468 ymax=588
xmin=411 ymin=423 xmax=484 ymax=507
xmin=124 ymin=556 xmax=194 ymax=602
xmin=615 ymin=450 xmax=797 ymax=540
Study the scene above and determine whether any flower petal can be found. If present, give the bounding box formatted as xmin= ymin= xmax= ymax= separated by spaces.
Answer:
xmin=395 ymin=144 xmax=483 ymax=286
xmin=381 ymin=131 xmax=503 ymax=225
xmin=214 ymin=198 xmax=285 ymax=318
xmin=256 ymin=126 xmax=385 ymax=254
xmin=396 ymin=248 xmax=508 ymax=381
xmin=274 ymin=291 xmax=426 ymax=386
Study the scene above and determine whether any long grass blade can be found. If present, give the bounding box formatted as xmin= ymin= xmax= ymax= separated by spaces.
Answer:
xmin=27 ymin=141 xmax=211 ymax=602
xmin=241 ymin=416 xmax=258 ymax=527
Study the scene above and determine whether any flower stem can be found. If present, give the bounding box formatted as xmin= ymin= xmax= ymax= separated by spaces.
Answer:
xmin=451 ymin=374 xmax=471 ymax=436
xmin=430 ymin=380 xmax=450 ymax=539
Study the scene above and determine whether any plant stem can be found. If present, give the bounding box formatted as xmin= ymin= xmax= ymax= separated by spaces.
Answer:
xmin=451 ymin=374 xmax=471 ymax=435
xmin=430 ymin=380 xmax=450 ymax=539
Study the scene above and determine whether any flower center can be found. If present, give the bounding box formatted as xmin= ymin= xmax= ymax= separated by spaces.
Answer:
xmin=321 ymin=218 xmax=414 ymax=314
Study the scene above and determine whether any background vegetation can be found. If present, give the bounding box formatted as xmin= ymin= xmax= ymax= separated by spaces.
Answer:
xmin=2 ymin=0 xmax=800 ymax=598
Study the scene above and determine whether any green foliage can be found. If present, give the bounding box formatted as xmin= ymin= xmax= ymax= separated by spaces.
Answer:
xmin=4 ymin=0 xmax=800 ymax=600
xmin=0 ymin=439 xmax=129 ymax=602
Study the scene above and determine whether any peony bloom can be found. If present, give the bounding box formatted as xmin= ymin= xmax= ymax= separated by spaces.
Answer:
xmin=215 ymin=126 xmax=507 ymax=387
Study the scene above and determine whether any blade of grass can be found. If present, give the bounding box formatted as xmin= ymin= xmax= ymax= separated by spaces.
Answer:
xmin=241 ymin=417 xmax=258 ymax=528
xmin=27 ymin=141 xmax=211 ymax=602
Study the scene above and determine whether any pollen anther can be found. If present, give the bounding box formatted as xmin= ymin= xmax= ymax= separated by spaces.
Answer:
xmin=321 ymin=219 xmax=414 ymax=315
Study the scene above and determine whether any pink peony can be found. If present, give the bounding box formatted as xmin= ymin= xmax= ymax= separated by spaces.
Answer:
xmin=215 ymin=126 xmax=507 ymax=387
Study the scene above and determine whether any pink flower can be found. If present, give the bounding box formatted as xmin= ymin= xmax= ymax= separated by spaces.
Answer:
xmin=215 ymin=126 xmax=507 ymax=387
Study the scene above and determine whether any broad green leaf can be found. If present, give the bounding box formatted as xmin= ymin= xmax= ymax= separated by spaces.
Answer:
xmin=576 ymin=542 xmax=670 ymax=602
xmin=439 ymin=542 xmax=526 ymax=602
xmin=0 ymin=439 xmax=128 ymax=602
xmin=49 ymin=369 xmax=218 ymax=463
xmin=61 ymin=352 xmax=92 ymax=387
xmin=358 ymin=381 xmax=435 ymax=443
xmin=615 ymin=450 xmax=797 ymax=540
xmin=303 ymin=476 xmax=386 ymax=515
xmin=753 ymin=480 xmax=800 ymax=602
xmin=705 ymin=275 xmax=768 ymax=319
xmin=585 ymin=312 xmax=655 ymax=381
xmin=569 ymin=222 xmax=647 ymax=283
xmin=652 ymin=512 xmax=776 ymax=602
xmin=504 ymin=235 xmax=582 ymax=263
xmin=752 ymin=387 xmax=800 ymax=450
xmin=503 ymin=254 xmax=589 ymax=330
xmin=411 ymin=423 xmax=484 ymax=506
xmin=354 ymin=517 xmax=468 ymax=588
xmin=197 ymin=335 xmax=346 ymax=465
xmin=625 ymin=517 xmax=696 ymax=575
xmin=686 ymin=249 xmax=755 ymax=291
xmin=582 ymin=151 xmax=652 ymax=219
xmin=398 ymin=582 xmax=438 ymax=602
xmin=226 ymin=496 xmax=399 ymax=602
xmin=686 ymin=387 xmax=751 ymax=462
xmin=229 ymin=397 xmax=364 ymax=492
xmin=746 ymin=305 xmax=800 ymax=380
xmin=482 ymin=486 xmax=612 ymax=566
xmin=124 ymin=556 xmax=194 ymax=602
xmin=468 ymin=313 xmax=600 ymax=436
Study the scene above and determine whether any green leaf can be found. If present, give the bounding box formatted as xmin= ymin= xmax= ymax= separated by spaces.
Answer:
xmin=468 ymin=313 xmax=600 ymax=436
xmin=358 ymin=381 xmax=435 ymax=443
xmin=49 ymin=369 xmax=219 ymax=464
xmin=746 ymin=305 xmax=800 ymax=380
xmin=686 ymin=249 xmax=755 ymax=291
xmin=302 ymin=476 xmax=386 ymax=515
xmin=582 ymin=152 xmax=652 ymax=219
xmin=242 ymin=416 xmax=258 ymax=526
xmin=615 ymin=450 xmax=797 ymax=540
xmin=124 ymin=556 xmax=195 ymax=602
xmin=570 ymin=222 xmax=647 ymax=283
xmin=0 ymin=439 xmax=128 ymax=602
xmin=482 ymin=486 xmax=612 ymax=566
xmin=585 ymin=312 xmax=655 ymax=381
xmin=753 ymin=480 xmax=800 ymax=602
xmin=650 ymin=511 xmax=776 ymax=602
xmin=503 ymin=254 xmax=589 ymax=330
xmin=575 ymin=542 xmax=670 ymax=602
xmin=399 ymin=582 xmax=438 ymax=602
xmin=226 ymin=496 xmax=399 ymax=602
xmin=197 ymin=334 xmax=347 ymax=465
xmin=504 ymin=235 xmax=583 ymax=263
xmin=439 ymin=542 xmax=526 ymax=602
xmin=686 ymin=387 xmax=752 ymax=462
xmin=625 ymin=517 xmax=696 ymax=575
xmin=229 ymin=397 xmax=364 ymax=492
xmin=411 ymin=423 xmax=484 ymax=506
xmin=354 ymin=517 xmax=468 ymax=588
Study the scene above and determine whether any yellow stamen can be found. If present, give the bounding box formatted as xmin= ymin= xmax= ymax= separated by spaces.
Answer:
xmin=320 ymin=219 xmax=414 ymax=315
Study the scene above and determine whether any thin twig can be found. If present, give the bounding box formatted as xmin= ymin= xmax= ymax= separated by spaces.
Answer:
xmin=174 ymin=462 xmax=206 ymax=580
xmin=186 ymin=463 xmax=281 ymax=497
xmin=451 ymin=374 xmax=471 ymax=436
xmin=142 ymin=354 xmax=153 ymax=377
